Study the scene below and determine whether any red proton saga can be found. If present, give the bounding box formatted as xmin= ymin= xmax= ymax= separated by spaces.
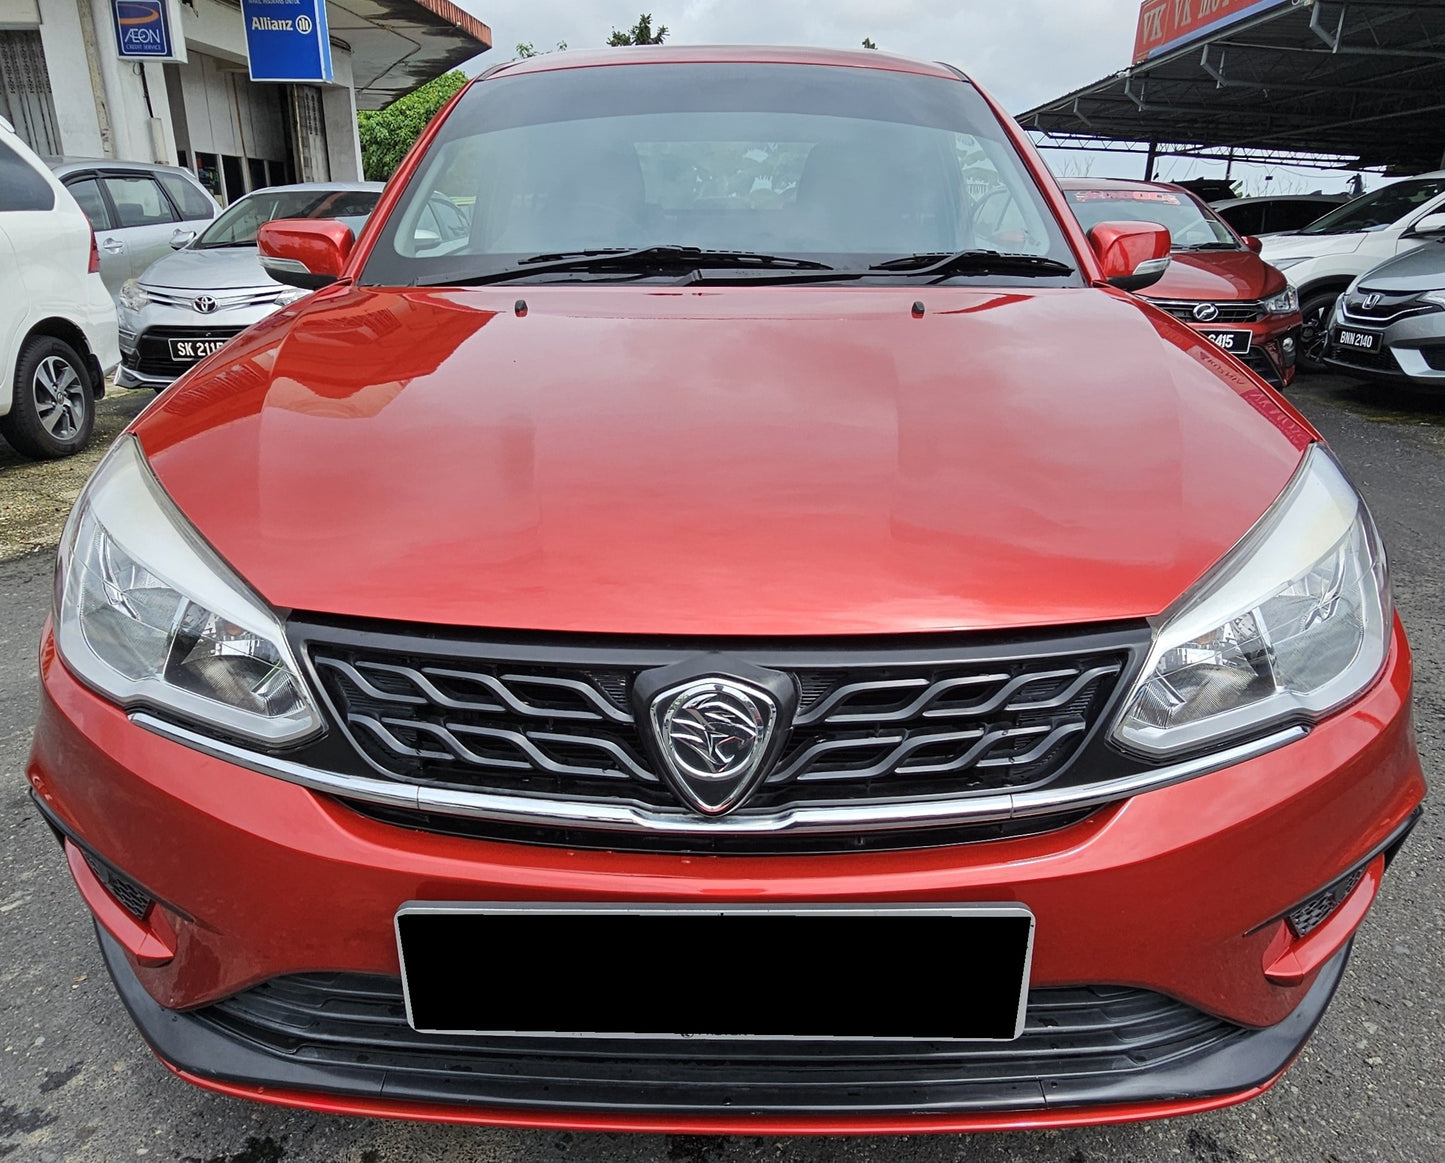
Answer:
xmin=30 ymin=47 xmax=1422 ymax=1133
xmin=1060 ymin=178 xmax=1304 ymax=387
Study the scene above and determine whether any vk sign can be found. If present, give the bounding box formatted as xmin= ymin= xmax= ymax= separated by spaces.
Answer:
xmin=111 ymin=0 xmax=174 ymax=58
xmin=240 ymin=0 xmax=333 ymax=83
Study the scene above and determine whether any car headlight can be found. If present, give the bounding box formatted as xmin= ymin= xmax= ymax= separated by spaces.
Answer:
xmin=1112 ymin=445 xmax=1390 ymax=759
xmin=118 ymin=279 xmax=150 ymax=312
xmin=1269 ymin=256 xmax=1312 ymax=272
xmin=1263 ymin=285 xmax=1299 ymax=315
xmin=273 ymin=287 xmax=310 ymax=308
xmin=55 ymin=436 xmax=321 ymax=747
xmin=1422 ymin=289 xmax=1445 ymax=309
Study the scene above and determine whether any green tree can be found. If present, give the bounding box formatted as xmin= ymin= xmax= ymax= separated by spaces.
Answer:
xmin=516 ymin=40 xmax=567 ymax=58
xmin=861 ymin=37 xmax=878 ymax=49
xmin=608 ymin=13 xmax=668 ymax=45
xmin=355 ymin=70 xmax=467 ymax=181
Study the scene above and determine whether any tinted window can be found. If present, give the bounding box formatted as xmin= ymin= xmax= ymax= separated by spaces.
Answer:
xmin=0 ymin=140 xmax=55 ymax=212
xmin=194 ymin=188 xmax=381 ymax=248
xmin=65 ymin=177 xmax=113 ymax=229
xmin=102 ymin=175 xmax=179 ymax=227
xmin=1065 ymin=187 xmax=1237 ymax=249
xmin=1270 ymin=201 xmax=1337 ymax=232
xmin=1299 ymin=180 xmax=1445 ymax=235
xmin=363 ymin=63 xmax=1079 ymax=286
xmin=1216 ymin=202 xmax=1265 ymax=236
xmin=157 ymin=172 xmax=216 ymax=221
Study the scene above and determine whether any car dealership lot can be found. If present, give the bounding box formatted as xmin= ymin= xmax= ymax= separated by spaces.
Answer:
xmin=0 ymin=376 xmax=1439 ymax=1162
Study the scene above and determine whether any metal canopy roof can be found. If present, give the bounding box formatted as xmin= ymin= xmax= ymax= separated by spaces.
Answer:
xmin=331 ymin=0 xmax=492 ymax=109
xmin=1019 ymin=0 xmax=1445 ymax=174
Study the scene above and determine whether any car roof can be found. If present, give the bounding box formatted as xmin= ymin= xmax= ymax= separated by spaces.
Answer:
xmin=1055 ymin=177 xmax=1193 ymax=195
xmin=1212 ymin=195 xmax=1349 ymax=207
xmin=232 ymin=182 xmax=384 ymax=193
xmin=44 ymin=157 xmax=201 ymax=178
xmin=487 ymin=44 xmax=964 ymax=82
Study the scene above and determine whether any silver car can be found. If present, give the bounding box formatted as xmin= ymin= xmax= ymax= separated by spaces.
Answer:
xmin=1325 ymin=240 xmax=1445 ymax=388
xmin=115 ymin=183 xmax=383 ymax=390
xmin=45 ymin=159 xmax=220 ymax=300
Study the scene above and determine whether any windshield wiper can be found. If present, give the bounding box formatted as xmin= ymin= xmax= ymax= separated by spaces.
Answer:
xmin=869 ymin=250 xmax=1075 ymax=281
xmin=1176 ymin=242 xmax=1240 ymax=251
xmin=416 ymin=246 xmax=834 ymax=287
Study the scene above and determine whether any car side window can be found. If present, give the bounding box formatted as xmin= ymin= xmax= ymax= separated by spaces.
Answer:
xmin=65 ymin=177 xmax=114 ymax=230
xmin=101 ymin=175 xmax=179 ymax=227
xmin=157 ymin=173 xmax=216 ymax=221
xmin=0 ymin=140 xmax=56 ymax=212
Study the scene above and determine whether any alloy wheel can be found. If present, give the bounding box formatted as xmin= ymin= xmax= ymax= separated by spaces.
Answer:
xmin=32 ymin=354 xmax=86 ymax=440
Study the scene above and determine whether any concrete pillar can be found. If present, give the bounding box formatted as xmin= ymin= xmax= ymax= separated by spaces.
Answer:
xmin=321 ymin=46 xmax=362 ymax=181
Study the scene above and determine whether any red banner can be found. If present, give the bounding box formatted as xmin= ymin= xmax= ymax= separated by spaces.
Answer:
xmin=1133 ymin=0 xmax=1289 ymax=63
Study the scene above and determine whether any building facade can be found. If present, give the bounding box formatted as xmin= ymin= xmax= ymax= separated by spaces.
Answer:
xmin=0 ymin=0 xmax=488 ymax=200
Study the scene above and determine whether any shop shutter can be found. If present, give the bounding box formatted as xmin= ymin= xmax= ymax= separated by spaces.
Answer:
xmin=0 ymin=30 xmax=60 ymax=155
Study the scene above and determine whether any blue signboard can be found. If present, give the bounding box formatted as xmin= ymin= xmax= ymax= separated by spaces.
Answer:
xmin=240 ymin=0 xmax=333 ymax=83
xmin=112 ymin=0 xmax=175 ymax=58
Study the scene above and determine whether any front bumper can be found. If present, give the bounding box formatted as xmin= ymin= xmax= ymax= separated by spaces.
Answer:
xmin=1182 ymin=318 xmax=1301 ymax=388
xmin=116 ymin=297 xmax=282 ymax=389
xmin=1326 ymin=309 xmax=1445 ymax=387
xmin=29 ymin=617 xmax=1425 ymax=1129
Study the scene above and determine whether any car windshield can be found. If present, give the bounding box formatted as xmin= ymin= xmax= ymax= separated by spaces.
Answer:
xmin=361 ymin=62 xmax=1080 ymax=286
xmin=1064 ymin=187 xmax=1238 ymax=249
xmin=195 ymin=189 xmax=381 ymax=249
xmin=1297 ymin=178 xmax=1445 ymax=235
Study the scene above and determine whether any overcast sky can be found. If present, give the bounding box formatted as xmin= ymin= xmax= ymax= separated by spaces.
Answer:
xmin=449 ymin=0 xmax=1368 ymax=195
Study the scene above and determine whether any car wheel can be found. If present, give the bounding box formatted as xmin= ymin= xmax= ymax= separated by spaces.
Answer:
xmin=0 ymin=336 xmax=96 ymax=459
xmin=1297 ymin=289 xmax=1343 ymax=374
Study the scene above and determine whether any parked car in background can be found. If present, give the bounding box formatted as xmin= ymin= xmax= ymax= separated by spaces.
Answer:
xmin=1211 ymin=194 xmax=1349 ymax=238
xmin=0 ymin=118 xmax=119 ymax=459
xmin=1060 ymin=178 xmax=1303 ymax=386
xmin=45 ymin=159 xmax=219 ymax=301
xmin=116 ymin=182 xmax=383 ymax=390
xmin=31 ymin=47 xmax=1423 ymax=1133
xmin=1260 ymin=173 xmax=1445 ymax=369
xmin=1325 ymin=240 xmax=1445 ymax=388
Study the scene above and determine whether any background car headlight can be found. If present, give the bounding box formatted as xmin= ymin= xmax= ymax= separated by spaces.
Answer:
xmin=272 ymin=287 xmax=310 ymax=307
xmin=1112 ymin=445 xmax=1390 ymax=759
xmin=55 ymin=437 xmax=321 ymax=747
xmin=118 ymin=279 xmax=150 ymax=312
xmin=1263 ymin=286 xmax=1300 ymax=315
xmin=1422 ymin=289 xmax=1445 ymax=309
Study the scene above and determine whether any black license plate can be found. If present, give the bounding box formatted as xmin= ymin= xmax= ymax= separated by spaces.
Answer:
xmin=167 ymin=338 xmax=228 ymax=362
xmin=395 ymin=903 xmax=1034 ymax=1040
xmin=1200 ymin=328 xmax=1252 ymax=354
xmin=1335 ymin=328 xmax=1380 ymax=353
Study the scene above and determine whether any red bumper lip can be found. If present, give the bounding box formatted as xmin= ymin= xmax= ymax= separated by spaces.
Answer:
xmin=28 ymin=616 xmax=1424 ymax=1128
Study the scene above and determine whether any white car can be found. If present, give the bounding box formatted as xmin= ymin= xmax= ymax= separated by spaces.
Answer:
xmin=0 ymin=118 xmax=120 ymax=459
xmin=1261 ymin=172 xmax=1445 ymax=370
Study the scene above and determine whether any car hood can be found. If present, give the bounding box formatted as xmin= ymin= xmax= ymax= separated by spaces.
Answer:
xmin=1355 ymin=240 xmax=1445 ymax=291
xmin=134 ymin=285 xmax=1312 ymax=636
xmin=1260 ymin=231 xmax=1365 ymax=261
xmin=139 ymin=245 xmax=276 ymax=292
xmin=1145 ymin=250 xmax=1287 ymax=301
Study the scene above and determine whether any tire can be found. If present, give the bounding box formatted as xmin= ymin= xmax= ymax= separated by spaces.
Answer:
xmin=1297 ymin=288 xmax=1344 ymax=374
xmin=0 ymin=335 xmax=96 ymax=459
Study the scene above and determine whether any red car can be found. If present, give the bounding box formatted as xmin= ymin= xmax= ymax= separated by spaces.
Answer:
xmin=31 ymin=47 xmax=1421 ymax=1133
xmin=1061 ymin=178 xmax=1304 ymax=387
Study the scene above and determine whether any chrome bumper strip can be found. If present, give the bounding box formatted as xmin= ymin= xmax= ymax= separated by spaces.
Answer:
xmin=130 ymin=712 xmax=1307 ymax=836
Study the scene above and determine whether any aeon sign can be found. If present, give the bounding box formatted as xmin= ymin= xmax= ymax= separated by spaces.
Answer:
xmin=111 ymin=0 xmax=175 ymax=59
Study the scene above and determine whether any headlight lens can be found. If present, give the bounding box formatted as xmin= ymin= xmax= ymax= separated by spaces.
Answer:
xmin=272 ymin=287 xmax=310 ymax=308
xmin=118 ymin=279 xmax=150 ymax=311
xmin=1269 ymin=256 xmax=1312 ymax=272
xmin=1112 ymin=445 xmax=1390 ymax=758
xmin=55 ymin=437 xmax=321 ymax=746
xmin=1263 ymin=285 xmax=1299 ymax=315
xmin=1422 ymin=289 xmax=1445 ymax=309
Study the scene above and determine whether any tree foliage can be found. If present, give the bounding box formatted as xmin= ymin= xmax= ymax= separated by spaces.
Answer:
xmin=356 ymin=71 xmax=468 ymax=182
xmin=861 ymin=37 xmax=878 ymax=49
xmin=608 ymin=13 xmax=668 ymax=45
xmin=516 ymin=40 xmax=567 ymax=58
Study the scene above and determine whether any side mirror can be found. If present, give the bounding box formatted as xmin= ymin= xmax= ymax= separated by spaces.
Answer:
xmin=1409 ymin=210 xmax=1445 ymax=236
xmin=257 ymin=219 xmax=355 ymax=289
xmin=1087 ymin=221 xmax=1172 ymax=292
xmin=169 ymin=229 xmax=196 ymax=250
xmin=1241 ymin=235 xmax=1263 ymax=253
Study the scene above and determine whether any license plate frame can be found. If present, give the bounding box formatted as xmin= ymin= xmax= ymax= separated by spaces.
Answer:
xmin=167 ymin=337 xmax=228 ymax=363
xmin=1335 ymin=328 xmax=1381 ymax=353
xmin=1199 ymin=328 xmax=1252 ymax=354
xmin=394 ymin=902 xmax=1035 ymax=1042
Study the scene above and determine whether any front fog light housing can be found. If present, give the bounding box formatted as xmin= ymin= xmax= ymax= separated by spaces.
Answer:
xmin=55 ymin=437 xmax=321 ymax=746
xmin=1113 ymin=445 xmax=1390 ymax=758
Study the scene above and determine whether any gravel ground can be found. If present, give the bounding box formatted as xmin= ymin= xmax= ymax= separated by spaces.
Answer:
xmin=0 ymin=372 xmax=1439 ymax=1162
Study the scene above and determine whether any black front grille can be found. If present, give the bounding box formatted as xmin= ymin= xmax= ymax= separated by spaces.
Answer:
xmin=1422 ymin=345 xmax=1445 ymax=372
xmin=1342 ymin=290 xmax=1442 ymax=326
xmin=1148 ymin=298 xmax=1264 ymax=324
xmin=301 ymin=624 xmax=1137 ymax=817
xmin=1327 ymin=342 xmax=1400 ymax=375
xmin=83 ymin=852 xmax=152 ymax=919
xmin=132 ymin=326 xmax=244 ymax=377
xmin=1238 ymin=348 xmax=1284 ymax=388
xmin=192 ymin=971 xmax=1247 ymax=1113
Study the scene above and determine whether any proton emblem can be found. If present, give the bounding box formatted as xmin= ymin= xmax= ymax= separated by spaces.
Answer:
xmin=633 ymin=658 xmax=795 ymax=816
xmin=192 ymin=295 xmax=218 ymax=314
xmin=1192 ymin=302 xmax=1220 ymax=322
xmin=1362 ymin=292 xmax=1382 ymax=310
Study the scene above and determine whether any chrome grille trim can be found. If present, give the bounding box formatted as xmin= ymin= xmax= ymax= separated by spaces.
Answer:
xmin=1144 ymin=298 xmax=1265 ymax=324
xmin=142 ymin=285 xmax=285 ymax=311
xmin=129 ymin=712 xmax=1307 ymax=836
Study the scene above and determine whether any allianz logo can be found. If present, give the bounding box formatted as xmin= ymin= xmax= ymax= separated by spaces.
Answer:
xmin=250 ymin=13 xmax=313 ymax=32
